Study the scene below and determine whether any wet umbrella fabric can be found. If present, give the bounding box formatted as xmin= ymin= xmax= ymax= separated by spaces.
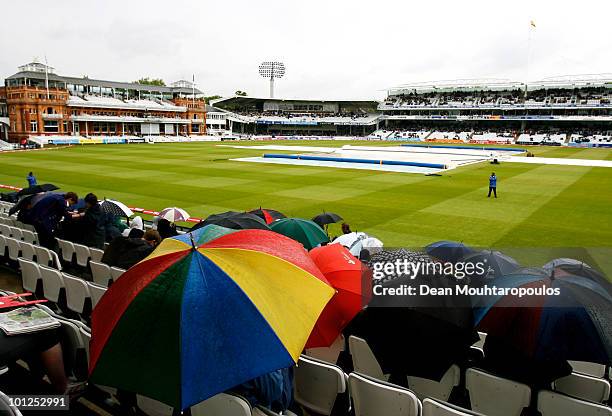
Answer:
xmin=347 ymin=249 xmax=478 ymax=381
xmin=426 ymin=241 xmax=475 ymax=263
xmin=100 ymin=199 xmax=134 ymax=217
xmin=16 ymin=183 xmax=59 ymax=197
xmin=192 ymin=211 xmax=270 ymax=231
xmin=249 ymin=208 xmax=286 ymax=225
xmin=89 ymin=225 xmax=334 ymax=410
xmin=312 ymin=212 xmax=343 ymax=228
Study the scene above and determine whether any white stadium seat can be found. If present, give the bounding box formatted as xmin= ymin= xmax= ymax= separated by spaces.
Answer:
xmin=555 ymin=372 xmax=611 ymax=403
xmin=18 ymin=258 xmax=41 ymax=293
xmin=305 ymin=334 xmax=344 ymax=364
xmin=34 ymin=245 xmax=61 ymax=270
xmin=21 ymin=230 xmax=37 ymax=245
xmin=422 ymin=398 xmax=481 ymax=416
xmin=39 ymin=265 xmax=65 ymax=303
xmin=407 ymin=364 xmax=461 ymax=401
xmin=191 ymin=393 xmax=252 ymax=416
xmin=90 ymin=261 xmax=112 ymax=287
xmin=465 ymin=368 xmax=531 ymax=416
xmin=537 ymin=390 xmax=612 ymax=416
xmin=0 ymin=235 xmax=6 ymax=258
xmin=569 ymin=361 xmax=607 ymax=378
xmin=6 ymin=238 xmax=21 ymax=261
xmin=89 ymin=248 xmax=104 ymax=263
xmin=73 ymin=243 xmax=91 ymax=267
xmin=88 ymin=282 xmax=107 ymax=309
xmin=57 ymin=239 xmax=76 ymax=264
xmin=110 ymin=266 xmax=126 ymax=281
xmin=294 ymin=355 xmax=347 ymax=416
xmin=348 ymin=335 xmax=387 ymax=381
xmin=0 ymin=390 xmax=23 ymax=416
xmin=348 ymin=372 xmax=421 ymax=416
xmin=62 ymin=273 xmax=91 ymax=315
xmin=19 ymin=242 xmax=36 ymax=262
xmin=136 ymin=395 xmax=174 ymax=416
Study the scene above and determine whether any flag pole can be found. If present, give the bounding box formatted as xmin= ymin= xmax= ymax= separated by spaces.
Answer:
xmin=44 ymin=55 xmax=50 ymax=99
xmin=192 ymin=74 xmax=195 ymax=106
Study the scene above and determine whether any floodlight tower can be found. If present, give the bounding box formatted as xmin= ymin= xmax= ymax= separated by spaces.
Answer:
xmin=259 ymin=61 xmax=285 ymax=98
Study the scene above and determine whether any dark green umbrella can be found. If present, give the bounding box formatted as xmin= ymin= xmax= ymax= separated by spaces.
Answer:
xmin=270 ymin=218 xmax=329 ymax=250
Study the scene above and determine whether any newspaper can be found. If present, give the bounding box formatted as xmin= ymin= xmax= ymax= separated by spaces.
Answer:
xmin=0 ymin=307 xmax=60 ymax=335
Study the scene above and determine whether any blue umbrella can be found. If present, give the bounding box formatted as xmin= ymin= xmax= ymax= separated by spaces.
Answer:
xmin=425 ymin=240 xmax=475 ymax=263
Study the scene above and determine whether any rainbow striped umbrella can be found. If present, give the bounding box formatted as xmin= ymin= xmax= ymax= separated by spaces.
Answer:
xmin=89 ymin=225 xmax=334 ymax=410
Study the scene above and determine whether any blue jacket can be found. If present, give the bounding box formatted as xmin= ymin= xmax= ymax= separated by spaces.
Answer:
xmin=29 ymin=194 xmax=68 ymax=233
xmin=489 ymin=175 xmax=497 ymax=187
xmin=232 ymin=367 xmax=293 ymax=412
xmin=27 ymin=175 xmax=37 ymax=187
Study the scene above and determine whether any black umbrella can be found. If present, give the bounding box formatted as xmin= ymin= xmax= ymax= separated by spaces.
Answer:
xmin=16 ymin=183 xmax=59 ymax=197
xmin=9 ymin=194 xmax=35 ymax=216
xmin=100 ymin=199 xmax=134 ymax=217
xmin=461 ymin=250 xmax=520 ymax=279
xmin=191 ymin=211 xmax=270 ymax=231
xmin=347 ymin=249 xmax=478 ymax=382
xmin=249 ymin=208 xmax=286 ymax=225
xmin=312 ymin=212 xmax=343 ymax=228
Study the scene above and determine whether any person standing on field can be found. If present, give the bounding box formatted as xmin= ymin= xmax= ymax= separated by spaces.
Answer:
xmin=488 ymin=172 xmax=497 ymax=198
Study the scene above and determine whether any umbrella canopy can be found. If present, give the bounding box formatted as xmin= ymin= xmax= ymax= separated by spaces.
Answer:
xmin=473 ymin=271 xmax=612 ymax=368
xmin=542 ymin=258 xmax=611 ymax=296
xmin=270 ymin=218 xmax=329 ymax=250
xmin=100 ymin=199 xmax=134 ymax=217
xmin=9 ymin=194 xmax=35 ymax=216
xmin=16 ymin=183 xmax=59 ymax=197
xmin=426 ymin=241 xmax=475 ymax=263
xmin=249 ymin=208 xmax=286 ymax=225
xmin=462 ymin=250 xmax=520 ymax=279
xmin=308 ymin=244 xmax=371 ymax=348
xmin=159 ymin=207 xmax=190 ymax=223
xmin=192 ymin=211 xmax=270 ymax=231
xmin=331 ymin=232 xmax=380 ymax=257
xmin=312 ymin=212 xmax=343 ymax=228
xmin=349 ymin=249 xmax=477 ymax=381
xmin=89 ymin=225 xmax=334 ymax=410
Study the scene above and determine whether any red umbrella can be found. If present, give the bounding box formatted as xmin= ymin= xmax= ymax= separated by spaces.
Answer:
xmin=307 ymin=244 xmax=372 ymax=348
xmin=249 ymin=208 xmax=286 ymax=225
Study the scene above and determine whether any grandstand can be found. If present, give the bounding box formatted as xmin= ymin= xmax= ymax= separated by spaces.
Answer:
xmin=0 ymin=61 xmax=208 ymax=144
xmin=379 ymin=77 xmax=612 ymax=148
xmin=212 ymin=96 xmax=381 ymax=137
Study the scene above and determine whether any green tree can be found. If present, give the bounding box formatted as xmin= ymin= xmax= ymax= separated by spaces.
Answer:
xmin=135 ymin=77 xmax=166 ymax=86
xmin=235 ymin=90 xmax=248 ymax=96
xmin=204 ymin=95 xmax=222 ymax=103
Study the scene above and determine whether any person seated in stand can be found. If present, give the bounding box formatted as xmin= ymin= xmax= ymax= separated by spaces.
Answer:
xmin=0 ymin=324 xmax=82 ymax=396
xmin=230 ymin=367 xmax=294 ymax=414
xmin=157 ymin=218 xmax=178 ymax=239
xmin=103 ymin=212 xmax=127 ymax=242
xmin=101 ymin=230 xmax=161 ymax=270
xmin=341 ymin=223 xmax=352 ymax=235
xmin=70 ymin=193 xmax=105 ymax=249
xmin=122 ymin=216 xmax=143 ymax=237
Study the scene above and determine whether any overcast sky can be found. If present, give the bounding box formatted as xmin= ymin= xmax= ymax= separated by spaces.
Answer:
xmin=1 ymin=0 xmax=610 ymax=100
